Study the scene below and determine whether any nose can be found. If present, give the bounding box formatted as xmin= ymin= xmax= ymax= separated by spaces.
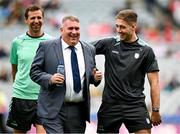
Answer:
xmin=34 ymin=18 xmax=39 ymax=23
xmin=72 ymin=29 xmax=77 ymax=34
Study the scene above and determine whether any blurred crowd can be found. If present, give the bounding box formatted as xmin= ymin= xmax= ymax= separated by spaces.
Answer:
xmin=0 ymin=0 xmax=61 ymax=25
xmin=0 ymin=0 xmax=180 ymax=133
xmin=1 ymin=0 xmax=180 ymax=88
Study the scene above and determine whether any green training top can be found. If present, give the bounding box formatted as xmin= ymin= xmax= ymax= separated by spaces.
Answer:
xmin=10 ymin=33 xmax=53 ymax=100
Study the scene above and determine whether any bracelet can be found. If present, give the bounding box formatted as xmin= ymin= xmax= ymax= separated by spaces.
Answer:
xmin=152 ymin=107 xmax=159 ymax=112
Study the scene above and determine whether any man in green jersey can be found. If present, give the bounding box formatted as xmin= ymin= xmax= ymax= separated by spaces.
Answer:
xmin=6 ymin=5 xmax=52 ymax=133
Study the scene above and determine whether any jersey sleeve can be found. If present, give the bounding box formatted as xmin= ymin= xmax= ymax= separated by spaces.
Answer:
xmin=143 ymin=47 xmax=159 ymax=72
xmin=90 ymin=38 xmax=112 ymax=55
xmin=10 ymin=38 xmax=18 ymax=65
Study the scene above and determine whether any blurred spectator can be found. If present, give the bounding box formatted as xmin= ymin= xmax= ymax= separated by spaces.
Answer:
xmin=164 ymin=75 xmax=180 ymax=92
xmin=5 ymin=0 xmax=24 ymax=25
xmin=0 ymin=91 xmax=7 ymax=114
xmin=0 ymin=91 xmax=11 ymax=133
xmin=21 ymin=0 xmax=40 ymax=8
xmin=168 ymin=0 xmax=180 ymax=26
xmin=0 ymin=0 xmax=11 ymax=8
xmin=47 ymin=10 xmax=69 ymax=29
xmin=39 ymin=0 xmax=61 ymax=10
xmin=175 ymin=30 xmax=180 ymax=43
xmin=124 ymin=0 xmax=132 ymax=9
xmin=86 ymin=23 xmax=113 ymax=37
xmin=0 ymin=0 xmax=11 ymax=22
xmin=162 ymin=21 xmax=173 ymax=44
xmin=144 ymin=0 xmax=157 ymax=13
xmin=112 ymin=0 xmax=132 ymax=17
xmin=0 ymin=46 xmax=9 ymax=58
xmin=0 ymin=67 xmax=9 ymax=82
xmin=142 ymin=25 xmax=161 ymax=43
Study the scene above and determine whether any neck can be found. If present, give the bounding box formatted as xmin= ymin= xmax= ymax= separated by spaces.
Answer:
xmin=27 ymin=30 xmax=43 ymax=37
xmin=130 ymin=34 xmax=138 ymax=43
xmin=124 ymin=33 xmax=138 ymax=43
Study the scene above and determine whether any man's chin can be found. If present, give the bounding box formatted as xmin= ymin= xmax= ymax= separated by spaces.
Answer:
xmin=32 ymin=29 xmax=41 ymax=33
xmin=70 ymin=41 xmax=78 ymax=45
xmin=120 ymin=36 xmax=127 ymax=41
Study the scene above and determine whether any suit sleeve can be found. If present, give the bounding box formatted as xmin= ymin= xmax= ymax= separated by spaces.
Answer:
xmin=89 ymin=45 xmax=101 ymax=86
xmin=30 ymin=42 xmax=52 ymax=89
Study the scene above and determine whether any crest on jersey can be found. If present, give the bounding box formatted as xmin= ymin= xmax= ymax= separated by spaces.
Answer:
xmin=134 ymin=53 xmax=140 ymax=59
xmin=146 ymin=118 xmax=150 ymax=124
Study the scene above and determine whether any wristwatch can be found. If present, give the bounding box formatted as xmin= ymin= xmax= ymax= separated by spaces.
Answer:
xmin=152 ymin=107 xmax=159 ymax=112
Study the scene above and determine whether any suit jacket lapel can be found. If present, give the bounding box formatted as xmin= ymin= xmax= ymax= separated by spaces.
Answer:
xmin=81 ymin=42 xmax=89 ymax=72
xmin=54 ymin=37 xmax=64 ymax=65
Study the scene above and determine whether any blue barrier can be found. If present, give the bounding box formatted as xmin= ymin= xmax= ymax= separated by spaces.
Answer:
xmin=91 ymin=113 xmax=180 ymax=124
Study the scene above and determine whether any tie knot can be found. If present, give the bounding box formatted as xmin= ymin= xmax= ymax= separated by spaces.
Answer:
xmin=69 ymin=46 xmax=75 ymax=50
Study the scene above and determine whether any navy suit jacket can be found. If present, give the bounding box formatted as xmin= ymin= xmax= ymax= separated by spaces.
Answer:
xmin=30 ymin=38 xmax=100 ymax=122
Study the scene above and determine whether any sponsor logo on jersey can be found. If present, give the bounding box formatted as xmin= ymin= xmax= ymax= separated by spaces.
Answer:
xmin=134 ymin=53 xmax=140 ymax=59
xmin=112 ymin=50 xmax=119 ymax=54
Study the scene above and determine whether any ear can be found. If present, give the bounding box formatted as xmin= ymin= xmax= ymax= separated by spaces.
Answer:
xmin=60 ymin=27 xmax=63 ymax=32
xmin=42 ymin=18 xmax=44 ymax=23
xmin=24 ymin=17 xmax=28 ymax=24
xmin=132 ymin=23 xmax=137 ymax=29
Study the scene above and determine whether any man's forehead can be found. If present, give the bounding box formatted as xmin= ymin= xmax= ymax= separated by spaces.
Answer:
xmin=63 ymin=20 xmax=80 ymax=26
xmin=28 ymin=10 xmax=42 ymax=16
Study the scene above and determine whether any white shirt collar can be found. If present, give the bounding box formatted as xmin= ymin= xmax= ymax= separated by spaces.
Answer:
xmin=61 ymin=39 xmax=81 ymax=51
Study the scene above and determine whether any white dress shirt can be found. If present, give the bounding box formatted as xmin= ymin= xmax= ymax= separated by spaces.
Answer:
xmin=61 ymin=39 xmax=85 ymax=102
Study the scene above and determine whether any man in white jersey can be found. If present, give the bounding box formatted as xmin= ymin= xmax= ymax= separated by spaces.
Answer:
xmin=6 ymin=5 xmax=52 ymax=133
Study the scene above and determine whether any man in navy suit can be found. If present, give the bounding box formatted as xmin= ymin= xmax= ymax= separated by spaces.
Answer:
xmin=30 ymin=15 xmax=102 ymax=133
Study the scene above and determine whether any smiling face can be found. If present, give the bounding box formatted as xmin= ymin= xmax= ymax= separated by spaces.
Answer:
xmin=60 ymin=19 xmax=80 ymax=46
xmin=115 ymin=9 xmax=138 ymax=43
xmin=115 ymin=18 xmax=136 ymax=42
xmin=25 ymin=10 xmax=44 ymax=36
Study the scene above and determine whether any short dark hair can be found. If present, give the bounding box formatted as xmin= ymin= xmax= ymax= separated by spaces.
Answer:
xmin=24 ymin=5 xmax=44 ymax=19
xmin=115 ymin=9 xmax=137 ymax=24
